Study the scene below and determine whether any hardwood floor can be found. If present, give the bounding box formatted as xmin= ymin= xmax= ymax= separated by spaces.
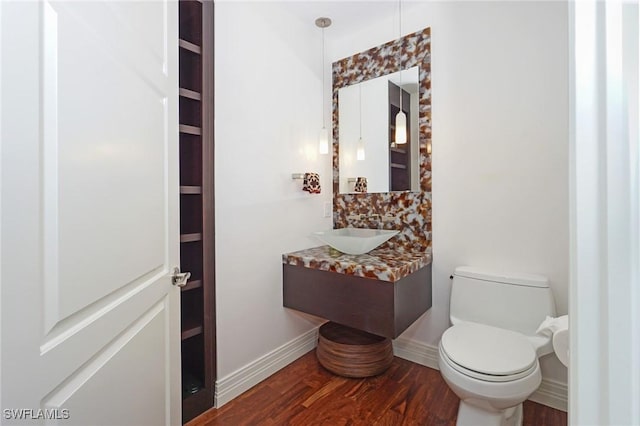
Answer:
xmin=187 ymin=350 xmax=567 ymax=426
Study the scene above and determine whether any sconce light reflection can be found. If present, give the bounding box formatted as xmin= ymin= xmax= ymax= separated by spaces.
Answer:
xmin=318 ymin=127 xmax=329 ymax=155
xmin=356 ymin=137 xmax=365 ymax=161
xmin=394 ymin=110 xmax=407 ymax=144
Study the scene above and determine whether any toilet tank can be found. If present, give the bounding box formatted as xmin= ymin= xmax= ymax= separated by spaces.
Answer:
xmin=450 ymin=266 xmax=556 ymax=335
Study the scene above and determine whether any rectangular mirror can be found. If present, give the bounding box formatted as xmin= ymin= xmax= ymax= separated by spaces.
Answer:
xmin=332 ymin=27 xmax=432 ymax=251
xmin=338 ymin=66 xmax=420 ymax=194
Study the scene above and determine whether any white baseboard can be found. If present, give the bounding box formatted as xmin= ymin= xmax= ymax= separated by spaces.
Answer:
xmin=392 ymin=337 xmax=568 ymax=413
xmin=214 ymin=327 xmax=318 ymax=407
xmin=528 ymin=377 xmax=568 ymax=412
xmin=392 ymin=336 xmax=440 ymax=370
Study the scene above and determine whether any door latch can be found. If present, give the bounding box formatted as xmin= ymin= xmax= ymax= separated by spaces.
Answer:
xmin=172 ymin=267 xmax=191 ymax=287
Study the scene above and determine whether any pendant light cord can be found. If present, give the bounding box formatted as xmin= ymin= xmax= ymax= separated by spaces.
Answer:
xmin=398 ymin=0 xmax=403 ymax=112
xmin=321 ymin=26 xmax=326 ymax=128
xmin=359 ymin=84 xmax=362 ymax=138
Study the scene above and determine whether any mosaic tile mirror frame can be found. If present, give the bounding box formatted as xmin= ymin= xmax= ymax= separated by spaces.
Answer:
xmin=332 ymin=27 xmax=432 ymax=251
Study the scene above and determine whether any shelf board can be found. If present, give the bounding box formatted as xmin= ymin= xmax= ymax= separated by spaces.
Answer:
xmin=181 ymin=279 xmax=203 ymax=292
xmin=180 ymin=233 xmax=202 ymax=243
xmin=179 ymin=38 xmax=202 ymax=55
xmin=181 ymin=319 xmax=203 ymax=340
xmin=180 ymin=186 xmax=202 ymax=195
xmin=179 ymin=88 xmax=202 ymax=101
xmin=390 ymin=147 xmax=407 ymax=154
xmin=179 ymin=124 xmax=202 ymax=136
xmin=390 ymin=163 xmax=407 ymax=170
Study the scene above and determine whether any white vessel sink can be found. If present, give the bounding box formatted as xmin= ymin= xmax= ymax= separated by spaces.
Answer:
xmin=313 ymin=228 xmax=399 ymax=255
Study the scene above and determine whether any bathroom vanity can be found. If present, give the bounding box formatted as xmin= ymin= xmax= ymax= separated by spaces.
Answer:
xmin=283 ymin=246 xmax=432 ymax=339
xmin=283 ymin=25 xmax=433 ymax=378
xmin=283 ymin=245 xmax=432 ymax=377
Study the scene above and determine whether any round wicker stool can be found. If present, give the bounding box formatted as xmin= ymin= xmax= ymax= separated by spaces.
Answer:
xmin=316 ymin=322 xmax=393 ymax=378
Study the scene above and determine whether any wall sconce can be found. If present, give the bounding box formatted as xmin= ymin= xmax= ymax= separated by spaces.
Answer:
xmin=316 ymin=17 xmax=332 ymax=155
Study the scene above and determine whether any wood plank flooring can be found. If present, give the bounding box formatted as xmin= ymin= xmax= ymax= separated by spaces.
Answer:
xmin=187 ymin=350 xmax=567 ymax=426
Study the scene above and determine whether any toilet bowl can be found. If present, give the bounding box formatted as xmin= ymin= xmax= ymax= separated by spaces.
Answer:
xmin=438 ymin=322 xmax=544 ymax=426
xmin=439 ymin=267 xmax=556 ymax=426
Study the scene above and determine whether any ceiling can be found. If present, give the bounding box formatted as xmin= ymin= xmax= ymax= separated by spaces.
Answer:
xmin=222 ymin=1 xmax=401 ymax=39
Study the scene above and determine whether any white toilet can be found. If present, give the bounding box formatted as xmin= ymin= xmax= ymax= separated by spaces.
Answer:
xmin=438 ymin=266 xmax=556 ymax=426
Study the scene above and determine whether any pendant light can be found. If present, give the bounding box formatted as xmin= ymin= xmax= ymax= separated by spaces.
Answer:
xmin=316 ymin=17 xmax=332 ymax=155
xmin=357 ymin=84 xmax=365 ymax=161
xmin=394 ymin=0 xmax=407 ymax=145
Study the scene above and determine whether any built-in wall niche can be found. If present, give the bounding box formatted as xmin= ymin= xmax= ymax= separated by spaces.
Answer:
xmin=180 ymin=96 xmax=202 ymax=128
xmin=179 ymin=0 xmax=202 ymax=46
xmin=177 ymin=4 xmax=214 ymax=421
xmin=180 ymin=241 xmax=203 ymax=283
xmin=179 ymin=48 xmax=202 ymax=93
xmin=179 ymin=134 xmax=203 ymax=187
xmin=180 ymin=195 xmax=203 ymax=235
xmin=181 ymin=334 xmax=204 ymax=396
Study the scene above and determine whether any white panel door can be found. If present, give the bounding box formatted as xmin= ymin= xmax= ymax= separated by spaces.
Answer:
xmin=0 ymin=1 xmax=180 ymax=425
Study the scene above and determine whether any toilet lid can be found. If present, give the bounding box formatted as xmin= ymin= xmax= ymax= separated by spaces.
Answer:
xmin=441 ymin=322 xmax=536 ymax=377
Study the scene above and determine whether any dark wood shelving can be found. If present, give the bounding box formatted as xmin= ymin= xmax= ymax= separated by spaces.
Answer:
xmin=179 ymin=38 xmax=202 ymax=54
xmin=390 ymin=163 xmax=407 ymax=170
xmin=179 ymin=1 xmax=214 ymax=422
xmin=180 ymin=233 xmax=202 ymax=243
xmin=180 ymin=124 xmax=202 ymax=135
xmin=180 ymin=88 xmax=202 ymax=101
xmin=390 ymin=147 xmax=407 ymax=154
xmin=181 ymin=279 xmax=203 ymax=292
xmin=181 ymin=319 xmax=203 ymax=340
xmin=180 ymin=185 xmax=202 ymax=194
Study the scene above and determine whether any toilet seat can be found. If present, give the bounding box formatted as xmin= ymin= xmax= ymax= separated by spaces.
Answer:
xmin=440 ymin=322 xmax=537 ymax=383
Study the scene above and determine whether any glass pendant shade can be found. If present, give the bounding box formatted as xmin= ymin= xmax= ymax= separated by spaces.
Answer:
xmin=318 ymin=127 xmax=329 ymax=155
xmin=356 ymin=137 xmax=365 ymax=161
xmin=395 ymin=110 xmax=407 ymax=144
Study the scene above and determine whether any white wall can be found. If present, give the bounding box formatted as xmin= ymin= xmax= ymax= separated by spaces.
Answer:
xmin=214 ymin=2 xmax=332 ymax=379
xmin=215 ymin=0 xmax=569 ymax=395
xmin=330 ymin=1 xmax=569 ymax=384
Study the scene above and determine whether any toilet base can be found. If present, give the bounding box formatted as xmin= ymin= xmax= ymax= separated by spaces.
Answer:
xmin=457 ymin=401 xmax=523 ymax=426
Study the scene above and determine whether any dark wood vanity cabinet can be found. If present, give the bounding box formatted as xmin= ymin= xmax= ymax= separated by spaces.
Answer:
xmin=179 ymin=1 xmax=215 ymax=423
xmin=283 ymin=263 xmax=432 ymax=340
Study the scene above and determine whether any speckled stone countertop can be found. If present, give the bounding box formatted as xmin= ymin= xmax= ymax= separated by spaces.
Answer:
xmin=282 ymin=245 xmax=432 ymax=283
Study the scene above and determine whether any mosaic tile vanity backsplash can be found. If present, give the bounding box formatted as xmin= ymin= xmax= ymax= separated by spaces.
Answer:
xmin=333 ymin=27 xmax=432 ymax=252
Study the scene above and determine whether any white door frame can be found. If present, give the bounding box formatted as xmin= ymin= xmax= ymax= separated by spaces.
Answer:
xmin=569 ymin=1 xmax=640 ymax=425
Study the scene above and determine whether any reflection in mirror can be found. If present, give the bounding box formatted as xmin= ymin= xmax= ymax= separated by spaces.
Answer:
xmin=338 ymin=67 xmax=420 ymax=194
